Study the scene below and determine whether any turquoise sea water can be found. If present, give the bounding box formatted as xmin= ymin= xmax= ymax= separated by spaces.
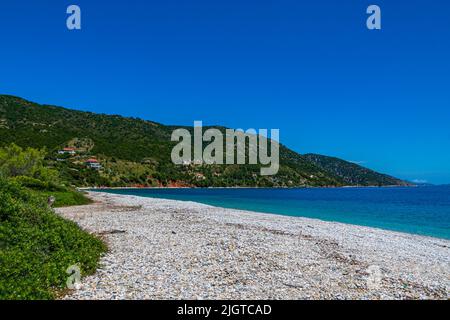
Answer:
xmin=93 ymin=186 xmax=450 ymax=240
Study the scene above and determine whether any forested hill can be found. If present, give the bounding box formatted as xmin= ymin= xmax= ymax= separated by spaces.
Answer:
xmin=0 ymin=95 xmax=411 ymax=187
xmin=303 ymin=154 xmax=409 ymax=187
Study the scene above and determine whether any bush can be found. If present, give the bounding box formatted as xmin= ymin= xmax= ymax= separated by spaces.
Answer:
xmin=31 ymin=189 xmax=93 ymax=208
xmin=11 ymin=176 xmax=93 ymax=207
xmin=12 ymin=176 xmax=65 ymax=192
xmin=0 ymin=144 xmax=44 ymax=178
xmin=0 ymin=178 xmax=106 ymax=299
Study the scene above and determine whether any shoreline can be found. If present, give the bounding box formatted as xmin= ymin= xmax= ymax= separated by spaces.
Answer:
xmin=85 ymin=187 xmax=447 ymax=241
xmin=80 ymin=184 xmax=417 ymax=190
xmin=58 ymin=191 xmax=449 ymax=300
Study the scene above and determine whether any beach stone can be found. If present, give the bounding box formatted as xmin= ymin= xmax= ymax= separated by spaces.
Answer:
xmin=57 ymin=192 xmax=450 ymax=300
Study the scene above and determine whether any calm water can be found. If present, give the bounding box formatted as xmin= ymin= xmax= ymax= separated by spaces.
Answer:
xmin=94 ymin=186 xmax=450 ymax=240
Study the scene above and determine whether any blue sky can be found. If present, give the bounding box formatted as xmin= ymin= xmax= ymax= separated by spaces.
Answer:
xmin=1 ymin=1 xmax=449 ymax=183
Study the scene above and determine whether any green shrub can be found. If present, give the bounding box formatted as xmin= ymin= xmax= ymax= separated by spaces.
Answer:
xmin=31 ymin=190 xmax=93 ymax=208
xmin=0 ymin=178 xmax=106 ymax=299
xmin=0 ymin=144 xmax=44 ymax=178
xmin=12 ymin=176 xmax=65 ymax=192
xmin=11 ymin=176 xmax=93 ymax=207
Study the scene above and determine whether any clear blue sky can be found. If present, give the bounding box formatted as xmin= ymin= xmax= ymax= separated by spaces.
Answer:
xmin=1 ymin=1 xmax=449 ymax=183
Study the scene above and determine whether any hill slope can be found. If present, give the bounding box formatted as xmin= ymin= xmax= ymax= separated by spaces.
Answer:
xmin=0 ymin=95 xmax=410 ymax=187
xmin=303 ymin=154 xmax=410 ymax=186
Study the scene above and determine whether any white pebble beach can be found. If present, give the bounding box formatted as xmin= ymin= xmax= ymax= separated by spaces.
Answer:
xmin=57 ymin=191 xmax=449 ymax=300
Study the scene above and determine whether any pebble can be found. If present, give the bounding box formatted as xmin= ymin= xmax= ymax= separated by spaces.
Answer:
xmin=58 ymin=192 xmax=450 ymax=300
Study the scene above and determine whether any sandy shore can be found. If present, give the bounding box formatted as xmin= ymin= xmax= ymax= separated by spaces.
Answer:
xmin=57 ymin=192 xmax=449 ymax=300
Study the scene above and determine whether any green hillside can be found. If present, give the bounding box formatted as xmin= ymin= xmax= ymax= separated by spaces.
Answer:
xmin=0 ymin=95 xmax=410 ymax=187
xmin=303 ymin=154 xmax=410 ymax=186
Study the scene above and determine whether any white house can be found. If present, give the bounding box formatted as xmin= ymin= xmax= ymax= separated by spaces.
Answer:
xmin=58 ymin=147 xmax=76 ymax=155
xmin=85 ymin=158 xmax=102 ymax=169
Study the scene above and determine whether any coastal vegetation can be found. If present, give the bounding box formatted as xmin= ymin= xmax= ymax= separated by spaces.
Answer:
xmin=0 ymin=144 xmax=106 ymax=299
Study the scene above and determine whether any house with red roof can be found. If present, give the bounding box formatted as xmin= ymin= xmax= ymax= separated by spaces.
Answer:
xmin=85 ymin=158 xmax=102 ymax=169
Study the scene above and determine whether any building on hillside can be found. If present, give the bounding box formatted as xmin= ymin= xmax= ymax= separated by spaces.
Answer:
xmin=85 ymin=158 xmax=102 ymax=169
xmin=58 ymin=147 xmax=76 ymax=155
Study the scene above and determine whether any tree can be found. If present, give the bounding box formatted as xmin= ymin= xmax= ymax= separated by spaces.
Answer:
xmin=0 ymin=144 xmax=57 ymax=181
